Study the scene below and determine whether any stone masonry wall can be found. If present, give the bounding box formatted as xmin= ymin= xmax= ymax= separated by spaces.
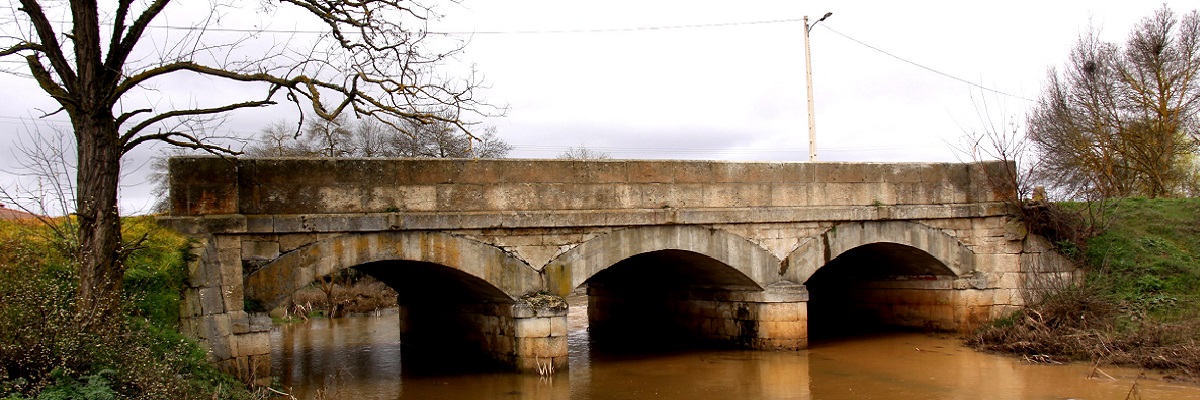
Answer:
xmin=169 ymin=157 xmax=1011 ymax=216
xmin=177 ymin=235 xmax=271 ymax=385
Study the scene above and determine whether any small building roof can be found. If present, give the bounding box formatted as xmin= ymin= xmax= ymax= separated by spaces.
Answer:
xmin=0 ymin=204 xmax=40 ymax=220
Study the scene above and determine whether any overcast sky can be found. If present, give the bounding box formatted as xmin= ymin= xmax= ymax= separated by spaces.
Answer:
xmin=0 ymin=0 xmax=1187 ymax=214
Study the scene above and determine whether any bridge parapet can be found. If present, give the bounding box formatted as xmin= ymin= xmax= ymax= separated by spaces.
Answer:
xmin=167 ymin=157 xmax=1012 ymax=218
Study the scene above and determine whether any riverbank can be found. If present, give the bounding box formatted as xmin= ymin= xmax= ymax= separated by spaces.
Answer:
xmin=0 ymin=217 xmax=266 ymax=399
xmin=969 ymin=197 xmax=1200 ymax=382
xmin=272 ymin=279 xmax=398 ymax=322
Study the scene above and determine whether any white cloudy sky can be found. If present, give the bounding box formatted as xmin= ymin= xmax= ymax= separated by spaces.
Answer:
xmin=0 ymin=0 xmax=1187 ymax=214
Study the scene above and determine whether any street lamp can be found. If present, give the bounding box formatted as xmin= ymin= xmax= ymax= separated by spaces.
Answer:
xmin=804 ymin=12 xmax=831 ymax=162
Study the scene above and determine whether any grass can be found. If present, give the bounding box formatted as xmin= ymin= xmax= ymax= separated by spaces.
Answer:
xmin=970 ymin=197 xmax=1200 ymax=381
xmin=0 ymin=217 xmax=268 ymax=399
xmin=1085 ymin=198 xmax=1200 ymax=316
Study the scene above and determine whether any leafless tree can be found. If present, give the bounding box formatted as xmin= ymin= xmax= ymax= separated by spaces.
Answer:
xmin=387 ymin=120 xmax=510 ymax=158
xmin=557 ymin=145 xmax=612 ymax=160
xmin=244 ymin=120 xmax=308 ymax=157
xmin=301 ymin=114 xmax=355 ymax=157
xmin=353 ymin=118 xmax=393 ymax=157
xmin=1027 ymin=6 xmax=1200 ymax=199
xmin=243 ymin=115 xmax=512 ymax=158
xmin=1 ymin=0 xmax=493 ymax=327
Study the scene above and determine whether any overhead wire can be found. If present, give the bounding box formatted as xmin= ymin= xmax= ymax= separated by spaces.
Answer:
xmin=0 ymin=13 xmax=1028 ymax=157
xmin=817 ymin=25 xmax=1035 ymax=102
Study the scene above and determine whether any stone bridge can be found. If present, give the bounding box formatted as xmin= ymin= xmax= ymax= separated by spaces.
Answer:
xmin=159 ymin=157 xmax=1075 ymax=380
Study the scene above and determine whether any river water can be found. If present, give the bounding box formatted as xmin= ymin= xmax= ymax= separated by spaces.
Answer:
xmin=272 ymin=300 xmax=1200 ymax=399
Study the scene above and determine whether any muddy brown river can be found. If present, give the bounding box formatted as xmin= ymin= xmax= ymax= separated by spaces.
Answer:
xmin=272 ymin=301 xmax=1200 ymax=399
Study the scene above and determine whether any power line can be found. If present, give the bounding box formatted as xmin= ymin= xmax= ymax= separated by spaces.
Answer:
xmin=0 ymin=15 xmax=803 ymax=36
xmin=818 ymin=25 xmax=1035 ymax=102
xmin=2 ymin=14 xmax=1033 ymax=102
xmin=434 ymin=18 xmax=805 ymax=35
xmin=510 ymin=142 xmax=943 ymax=156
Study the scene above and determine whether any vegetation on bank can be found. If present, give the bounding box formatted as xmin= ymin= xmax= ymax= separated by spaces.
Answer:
xmin=277 ymin=278 xmax=398 ymax=323
xmin=0 ymin=217 xmax=263 ymax=399
xmin=970 ymin=197 xmax=1200 ymax=381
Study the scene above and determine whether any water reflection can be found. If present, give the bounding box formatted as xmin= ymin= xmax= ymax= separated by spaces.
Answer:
xmin=272 ymin=308 xmax=1200 ymax=400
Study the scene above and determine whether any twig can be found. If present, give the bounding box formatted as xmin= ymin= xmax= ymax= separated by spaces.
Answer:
xmin=266 ymin=386 xmax=298 ymax=400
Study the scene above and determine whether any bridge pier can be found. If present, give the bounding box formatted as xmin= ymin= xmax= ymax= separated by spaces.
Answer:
xmin=178 ymin=236 xmax=273 ymax=385
xmin=398 ymin=300 xmax=569 ymax=373
xmin=588 ymin=282 xmax=809 ymax=350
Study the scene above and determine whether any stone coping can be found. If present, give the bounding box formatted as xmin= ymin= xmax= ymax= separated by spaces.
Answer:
xmin=159 ymin=203 xmax=1009 ymax=235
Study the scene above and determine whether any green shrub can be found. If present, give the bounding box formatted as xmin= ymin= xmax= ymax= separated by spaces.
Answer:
xmin=0 ymin=218 xmax=260 ymax=399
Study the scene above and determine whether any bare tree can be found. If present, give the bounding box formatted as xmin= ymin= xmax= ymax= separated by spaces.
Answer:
xmin=558 ymin=145 xmax=612 ymax=160
xmin=242 ymin=115 xmax=512 ymax=158
xmin=469 ymin=127 xmax=514 ymax=158
xmin=302 ymin=114 xmax=356 ymax=157
xmin=385 ymin=118 xmax=511 ymax=158
xmin=1027 ymin=6 xmax=1200 ymax=199
xmin=353 ymin=118 xmax=393 ymax=157
xmin=244 ymin=120 xmax=309 ymax=157
xmin=1 ymin=0 xmax=492 ymax=326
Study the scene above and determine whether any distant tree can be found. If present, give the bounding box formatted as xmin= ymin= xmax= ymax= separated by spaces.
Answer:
xmin=557 ymin=145 xmax=612 ymax=160
xmin=244 ymin=121 xmax=309 ymax=157
xmin=242 ymin=115 xmax=512 ymax=158
xmin=353 ymin=118 xmax=393 ymax=158
xmin=302 ymin=115 xmax=356 ymax=157
xmin=1027 ymin=6 xmax=1200 ymax=198
xmin=388 ymin=122 xmax=511 ymax=158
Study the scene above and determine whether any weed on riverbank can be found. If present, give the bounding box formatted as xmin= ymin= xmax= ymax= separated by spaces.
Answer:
xmin=970 ymin=197 xmax=1200 ymax=381
xmin=278 ymin=279 xmax=397 ymax=322
xmin=0 ymin=217 xmax=265 ymax=399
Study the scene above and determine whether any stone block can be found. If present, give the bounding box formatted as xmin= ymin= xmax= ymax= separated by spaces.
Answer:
xmin=997 ymin=272 xmax=1022 ymax=290
xmin=218 ymin=255 xmax=241 ymax=285
xmin=202 ymin=314 xmax=233 ymax=360
xmin=241 ymin=240 xmax=280 ymax=260
xmin=222 ymin=284 xmax=244 ymax=312
xmin=249 ymin=312 xmax=272 ymax=332
xmin=180 ymin=316 xmax=199 ymax=339
xmin=549 ymin=316 xmax=568 ymax=337
xmin=757 ymin=321 xmax=804 ymax=339
xmin=235 ymin=332 xmax=271 ymax=358
xmin=181 ymin=287 xmax=202 ymax=317
xmin=757 ymin=303 xmax=804 ymax=322
xmin=230 ymin=310 xmax=250 ymax=334
xmin=515 ymin=317 xmax=552 ymax=338
xmin=199 ymin=286 xmax=225 ymax=315
xmin=215 ymin=235 xmax=241 ymax=250
xmin=517 ymin=336 xmax=568 ymax=358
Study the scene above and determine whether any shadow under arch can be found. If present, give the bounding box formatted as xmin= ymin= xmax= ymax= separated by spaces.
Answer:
xmin=785 ymin=220 xmax=975 ymax=285
xmin=544 ymin=226 xmax=800 ymax=353
xmin=244 ymin=231 xmax=541 ymax=312
xmin=543 ymin=225 xmax=783 ymax=295
xmin=245 ymin=231 xmax=547 ymax=375
xmin=790 ymin=221 xmax=979 ymax=338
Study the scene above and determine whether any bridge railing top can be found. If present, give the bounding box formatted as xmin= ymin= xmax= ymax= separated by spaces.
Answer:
xmin=167 ymin=157 xmax=1014 ymax=217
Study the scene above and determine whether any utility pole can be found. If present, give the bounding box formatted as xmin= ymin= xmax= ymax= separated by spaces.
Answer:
xmin=804 ymin=12 xmax=832 ymax=162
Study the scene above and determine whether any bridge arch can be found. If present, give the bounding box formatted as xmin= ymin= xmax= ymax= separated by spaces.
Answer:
xmin=543 ymin=225 xmax=782 ymax=296
xmin=786 ymin=220 xmax=975 ymax=284
xmin=243 ymin=231 xmax=542 ymax=310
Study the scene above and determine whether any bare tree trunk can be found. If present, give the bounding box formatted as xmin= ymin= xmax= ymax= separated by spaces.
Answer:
xmin=73 ymin=110 xmax=125 ymax=329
